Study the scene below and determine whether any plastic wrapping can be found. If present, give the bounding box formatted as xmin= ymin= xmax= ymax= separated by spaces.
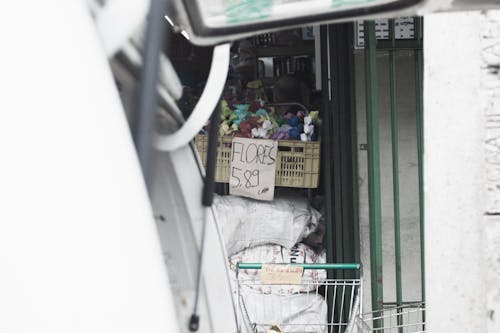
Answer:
xmin=238 ymin=292 xmax=327 ymax=333
xmin=214 ymin=194 xmax=321 ymax=256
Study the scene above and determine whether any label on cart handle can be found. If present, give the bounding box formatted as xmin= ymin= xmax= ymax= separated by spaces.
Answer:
xmin=229 ymin=137 xmax=277 ymax=201
xmin=260 ymin=264 xmax=304 ymax=285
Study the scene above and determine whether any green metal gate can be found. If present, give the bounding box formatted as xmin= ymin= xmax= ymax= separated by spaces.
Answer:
xmin=362 ymin=17 xmax=425 ymax=330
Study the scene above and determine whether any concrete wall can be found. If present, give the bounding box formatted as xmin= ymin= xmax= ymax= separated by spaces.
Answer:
xmin=482 ymin=10 xmax=500 ymax=332
xmin=355 ymin=49 xmax=422 ymax=313
xmin=483 ymin=11 xmax=500 ymax=214
xmin=424 ymin=11 xmax=487 ymax=332
xmin=424 ymin=10 xmax=500 ymax=332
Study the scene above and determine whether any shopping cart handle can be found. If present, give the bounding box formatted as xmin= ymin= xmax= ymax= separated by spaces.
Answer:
xmin=237 ymin=263 xmax=361 ymax=270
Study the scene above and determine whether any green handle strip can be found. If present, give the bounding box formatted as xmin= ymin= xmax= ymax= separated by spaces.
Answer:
xmin=237 ymin=263 xmax=360 ymax=270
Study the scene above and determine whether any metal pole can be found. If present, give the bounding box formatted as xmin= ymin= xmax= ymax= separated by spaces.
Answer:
xmin=364 ymin=21 xmax=383 ymax=328
xmin=189 ymin=103 xmax=223 ymax=331
xmin=320 ymin=25 xmax=334 ymax=271
xmin=329 ymin=24 xmax=345 ymax=281
xmin=320 ymin=25 xmax=335 ymax=333
xmin=350 ymin=23 xmax=361 ymax=272
xmin=414 ymin=16 xmax=425 ymax=328
xmin=330 ymin=23 xmax=359 ymax=327
xmin=133 ymin=0 xmax=168 ymax=188
xmin=389 ymin=19 xmax=404 ymax=333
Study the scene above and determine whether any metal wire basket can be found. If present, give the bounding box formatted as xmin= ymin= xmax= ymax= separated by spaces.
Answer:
xmin=235 ymin=263 xmax=362 ymax=333
xmin=356 ymin=302 xmax=426 ymax=332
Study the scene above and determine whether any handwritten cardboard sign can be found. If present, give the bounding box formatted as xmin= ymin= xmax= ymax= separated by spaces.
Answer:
xmin=260 ymin=264 xmax=304 ymax=285
xmin=229 ymin=137 xmax=277 ymax=201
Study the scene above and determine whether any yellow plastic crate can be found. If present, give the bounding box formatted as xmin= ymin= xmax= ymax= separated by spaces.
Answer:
xmin=194 ymin=134 xmax=320 ymax=188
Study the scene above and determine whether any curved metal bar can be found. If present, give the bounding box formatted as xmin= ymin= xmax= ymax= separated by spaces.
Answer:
xmin=153 ymin=43 xmax=230 ymax=152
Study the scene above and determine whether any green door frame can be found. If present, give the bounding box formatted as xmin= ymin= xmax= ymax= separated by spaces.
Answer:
xmin=320 ymin=23 xmax=360 ymax=330
xmin=321 ymin=23 xmax=359 ymax=275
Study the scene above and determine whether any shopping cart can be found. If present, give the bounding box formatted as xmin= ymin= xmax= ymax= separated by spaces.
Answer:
xmin=356 ymin=302 xmax=426 ymax=332
xmin=235 ymin=263 xmax=362 ymax=333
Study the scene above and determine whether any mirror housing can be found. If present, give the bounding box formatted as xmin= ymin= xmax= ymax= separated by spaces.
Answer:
xmin=169 ymin=0 xmax=428 ymax=45
xmin=169 ymin=0 xmax=500 ymax=45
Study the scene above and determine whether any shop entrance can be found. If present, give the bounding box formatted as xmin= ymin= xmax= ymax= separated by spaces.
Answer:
xmin=172 ymin=19 xmax=425 ymax=331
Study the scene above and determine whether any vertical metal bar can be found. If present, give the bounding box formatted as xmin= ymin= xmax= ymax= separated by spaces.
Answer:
xmin=350 ymin=23 xmax=361 ymax=271
xmin=348 ymin=283 xmax=355 ymax=321
xmin=325 ymin=282 xmax=329 ymax=332
xmin=388 ymin=18 xmax=404 ymax=333
xmin=320 ymin=24 xmax=334 ymax=269
xmin=338 ymin=284 xmax=346 ymax=333
xmin=329 ymin=24 xmax=345 ymax=277
xmin=330 ymin=23 xmax=359 ymax=329
xmin=340 ymin=23 xmax=357 ymax=274
xmin=320 ymin=24 xmax=335 ymax=331
xmin=360 ymin=267 xmax=363 ymax=316
xmin=414 ymin=15 xmax=425 ymax=323
xmin=332 ymin=283 xmax=338 ymax=333
xmin=363 ymin=21 xmax=384 ymax=327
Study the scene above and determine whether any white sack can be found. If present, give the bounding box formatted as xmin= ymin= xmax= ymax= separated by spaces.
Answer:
xmin=214 ymin=195 xmax=321 ymax=256
xmin=238 ymin=292 xmax=327 ymax=333
xmin=229 ymin=243 xmax=326 ymax=294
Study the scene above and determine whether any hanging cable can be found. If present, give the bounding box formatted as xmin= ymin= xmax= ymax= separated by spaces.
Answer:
xmin=189 ymin=102 xmax=222 ymax=331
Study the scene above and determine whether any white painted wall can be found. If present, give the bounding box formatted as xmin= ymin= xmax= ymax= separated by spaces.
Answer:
xmin=483 ymin=10 xmax=500 ymax=214
xmin=424 ymin=10 xmax=500 ymax=332
xmin=482 ymin=10 xmax=500 ymax=332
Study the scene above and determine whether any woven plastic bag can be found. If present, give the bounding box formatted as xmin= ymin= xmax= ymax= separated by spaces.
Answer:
xmin=213 ymin=194 xmax=321 ymax=256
